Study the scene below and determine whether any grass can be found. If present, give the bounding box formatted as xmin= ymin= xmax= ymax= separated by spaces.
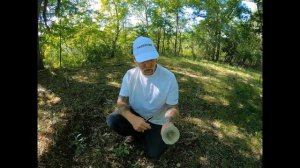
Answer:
xmin=38 ymin=55 xmax=262 ymax=167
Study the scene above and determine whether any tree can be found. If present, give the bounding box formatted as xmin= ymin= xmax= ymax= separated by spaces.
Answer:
xmin=100 ymin=0 xmax=129 ymax=58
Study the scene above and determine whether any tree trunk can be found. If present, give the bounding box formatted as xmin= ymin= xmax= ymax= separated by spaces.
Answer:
xmin=143 ymin=1 xmax=149 ymax=36
xmin=59 ymin=17 xmax=62 ymax=67
xmin=111 ymin=1 xmax=120 ymax=58
xmin=38 ymin=47 xmax=45 ymax=70
xmin=215 ymin=16 xmax=221 ymax=62
xmin=215 ymin=34 xmax=221 ymax=62
xmin=38 ymin=0 xmax=43 ymax=18
xmin=162 ymin=28 xmax=165 ymax=54
xmin=43 ymin=0 xmax=50 ymax=29
xmin=178 ymin=31 xmax=182 ymax=56
xmin=166 ymin=38 xmax=170 ymax=52
xmin=111 ymin=27 xmax=120 ymax=58
xmin=211 ymin=46 xmax=215 ymax=61
xmin=191 ymin=40 xmax=196 ymax=60
xmin=55 ymin=0 xmax=61 ymax=16
xmin=38 ymin=0 xmax=45 ymax=70
xmin=156 ymin=27 xmax=161 ymax=53
xmin=174 ymin=10 xmax=179 ymax=56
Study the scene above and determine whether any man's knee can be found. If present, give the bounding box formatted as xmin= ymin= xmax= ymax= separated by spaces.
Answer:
xmin=106 ymin=111 xmax=119 ymax=129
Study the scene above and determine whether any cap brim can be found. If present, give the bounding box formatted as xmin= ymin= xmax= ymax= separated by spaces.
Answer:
xmin=135 ymin=51 xmax=159 ymax=63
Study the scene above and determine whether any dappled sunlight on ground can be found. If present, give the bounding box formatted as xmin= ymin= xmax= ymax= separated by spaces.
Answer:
xmin=183 ymin=117 xmax=261 ymax=160
xmin=66 ymin=69 xmax=103 ymax=84
xmin=108 ymin=81 xmax=121 ymax=88
xmin=184 ymin=58 xmax=259 ymax=81
xmin=38 ymin=84 xmax=61 ymax=106
xmin=38 ymin=84 xmax=69 ymax=160
xmin=38 ymin=109 xmax=54 ymax=158
xmin=171 ymin=68 xmax=200 ymax=79
xmin=199 ymin=95 xmax=229 ymax=107
xmin=70 ymin=74 xmax=97 ymax=84
xmin=171 ymin=67 xmax=223 ymax=91
xmin=38 ymin=108 xmax=69 ymax=159
xmin=38 ymin=56 xmax=262 ymax=167
xmin=198 ymin=156 xmax=210 ymax=166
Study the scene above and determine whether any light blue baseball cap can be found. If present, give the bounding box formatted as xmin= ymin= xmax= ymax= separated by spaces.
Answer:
xmin=132 ymin=36 xmax=159 ymax=63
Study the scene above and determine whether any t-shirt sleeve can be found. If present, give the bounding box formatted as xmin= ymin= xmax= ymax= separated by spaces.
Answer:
xmin=166 ymin=75 xmax=179 ymax=105
xmin=119 ymin=72 xmax=129 ymax=97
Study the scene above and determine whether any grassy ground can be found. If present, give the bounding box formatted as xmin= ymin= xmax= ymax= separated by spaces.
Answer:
xmin=38 ymin=55 xmax=262 ymax=167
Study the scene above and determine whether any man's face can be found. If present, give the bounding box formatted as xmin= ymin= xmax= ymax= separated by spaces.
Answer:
xmin=136 ymin=59 xmax=157 ymax=76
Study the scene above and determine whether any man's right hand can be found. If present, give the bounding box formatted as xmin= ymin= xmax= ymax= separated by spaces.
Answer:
xmin=129 ymin=115 xmax=151 ymax=132
xmin=116 ymin=96 xmax=151 ymax=132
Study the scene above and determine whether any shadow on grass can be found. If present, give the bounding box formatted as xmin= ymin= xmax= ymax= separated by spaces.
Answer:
xmin=161 ymin=56 xmax=262 ymax=167
xmin=38 ymin=63 xmax=128 ymax=167
xmin=161 ymin=57 xmax=262 ymax=135
xmin=168 ymin=118 xmax=262 ymax=167
xmin=38 ymin=56 xmax=262 ymax=167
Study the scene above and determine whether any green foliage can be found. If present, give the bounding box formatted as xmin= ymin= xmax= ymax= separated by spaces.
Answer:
xmin=38 ymin=0 xmax=262 ymax=70
xmin=112 ymin=146 xmax=130 ymax=157
xmin=71 ymin=132 xmax=87 ymax=157
xmin=85 ymin=44 xmax=109 ymax=63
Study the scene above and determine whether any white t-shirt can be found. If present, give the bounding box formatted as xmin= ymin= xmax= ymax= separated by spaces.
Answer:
xmin=119 ymin=64 xmax=179 ymax=125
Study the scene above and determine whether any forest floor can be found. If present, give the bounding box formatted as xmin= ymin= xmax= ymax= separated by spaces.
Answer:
xmin=38 ymin=55 xmax=262 ymax=167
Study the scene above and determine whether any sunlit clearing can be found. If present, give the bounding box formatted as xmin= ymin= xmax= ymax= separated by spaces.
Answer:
xmin=200 ymin=94 xmax=231 ymax=107
xmin=172 ymin=67 xmax=221 ymax=85
xmin=172 ymin=68 xmax=199 ymax=79
xmin=217 ymin=121 xmax=246 ymax=139
xmin=184 ymin=117 xmax=212 ymax=131
xmin=38 ymin=84 xmax=61 ymax=106
xmin=108 ymin=81 xmax=120 ymax=88
xmin=219 ymin=97 xmax=230 ymax=106
xmin=38 ymin=109 xmax=54 ymax=158
xmin=185 ymin=59 xmax=259 ymax=81
xmin=198 ymin=156 xmax=210 ymax=166
xmin=38 ymin=84 xmax=68 ymax=159
xmin=71 ymin=74 xmax=95 ymax=84
xmin=191 ymin=117 xmax=262 ymax=158
xmin=200 ymin=95 xmax=219 ymax=104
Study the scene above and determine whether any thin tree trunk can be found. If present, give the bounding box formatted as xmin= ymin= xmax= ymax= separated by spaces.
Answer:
xmin=211 ymin=45 xmax=215 ymax=61
xmin=38 ymin=47 xmax=45 ymax=70
xmin=156 ymin=27 xmax=161 ymax=53
xmin=43 ymin=0 xmax=50 ymax=29
xmin=59 ymin=17 xmax=62 ymax=67
xmin=167 ymin=38 xmax=170 ymax=52
xmin=215 ymin=12 xmax=221 ymax=62
xmin=38 ymin=0 xmax=43 ymax=18
xmin=162 ymin=28 xmax=165 ymax=54
xmin=174 ymin=10 xmax=179 ymax=56
xmin=191 ymin=40 xmax=196 ymax=60
xmin=111 ymin=29 xmax=120 ymax=58
xmin=111 ymin=1 xmax=120 ymax=58
xmin=38 ymin=0 xmax=44 ymax=70
xmin=143 ymin=0 xmax=149 ymax=36
xmin=55 ymin=0 xmax=61 ymax=15
xmin=216 ymin=33 xmax=221 ymax=62
xmin=178 ymin=31 xmax=182 ymax=55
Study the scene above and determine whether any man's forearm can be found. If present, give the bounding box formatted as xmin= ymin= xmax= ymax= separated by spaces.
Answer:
xmin=117 ymin=104 xmax=136 ymax=121
xmin=164 ymin=104 xmax=179 ymax=122
xmin=116 ymin=96 xmax=136 ymax=123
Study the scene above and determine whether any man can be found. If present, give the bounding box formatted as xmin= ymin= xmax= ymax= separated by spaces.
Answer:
xmin=106 ymin=36 xmax=179 ymax=160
